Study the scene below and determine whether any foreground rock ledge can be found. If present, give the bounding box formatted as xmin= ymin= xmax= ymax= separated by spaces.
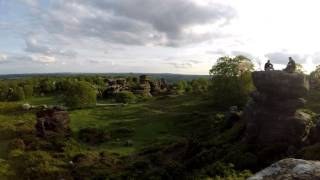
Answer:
xmin=248 ymin=158 xmax=320 ymax=180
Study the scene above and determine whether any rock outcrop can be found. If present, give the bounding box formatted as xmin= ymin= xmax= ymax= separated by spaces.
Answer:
xmin=35 ymin=107 xmax=71 ymax=138
xmin=133 ymin=75 xmax=152 ymax=97
xmin=243 ymin=71 xmax=312 ymax=146
xmin=248 ymin=158 xmax=320 ymax=180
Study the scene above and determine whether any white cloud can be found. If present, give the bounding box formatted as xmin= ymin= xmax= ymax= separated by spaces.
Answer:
xmin=0 ymin=53 xmax=7 ymax=61
xmin=30 ymin=55 xmax=56 ymax=64
xmin=3 ymin=0 xmax=320 ymax=74
xmin=265 ymin=51 xmax=307 ymax=65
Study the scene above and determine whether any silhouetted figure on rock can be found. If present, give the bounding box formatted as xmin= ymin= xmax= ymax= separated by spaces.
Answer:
xmin=264 ymin=60 xmax=274 ymax=71
xmin=284 ymin=57 xmax=296 ymax=73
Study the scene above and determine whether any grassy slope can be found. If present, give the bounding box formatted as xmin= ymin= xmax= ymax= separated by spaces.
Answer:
xmin=0 ymin=95 xmax=212 ymax=158
xmin=69 ymin=95 xmax=211 ymax=155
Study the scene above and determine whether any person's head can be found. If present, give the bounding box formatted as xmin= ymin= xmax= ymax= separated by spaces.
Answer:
xmin=289 ymin=57 xmax=293 ymax=61
xmin=267 ymin=60 xmax=270 ymax=63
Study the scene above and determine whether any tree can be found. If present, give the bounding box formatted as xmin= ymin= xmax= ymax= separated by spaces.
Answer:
xmin=23 ymin=85 xmax=34 ymax=99
xmin=63 ymin=81 xmax=97 ymax=109
xmin=191 ymin=78 xmax=209 ymax=94
xmin=9 ymin=87 xmax=25 ymax=101
xmin=310 ymin=65 xmax=320 ymax=89
xmin=209 ymin=55 xmax=254 ymax=109
xmin=115 ymin=91 xmax=136 ymax=103
xmin=37 ymin=79 xmax=55 ymax=95
xmin=177 ymin=80 xmax=188 ymax=95
xmin=296 ymin=63 xmax=306 ymax=74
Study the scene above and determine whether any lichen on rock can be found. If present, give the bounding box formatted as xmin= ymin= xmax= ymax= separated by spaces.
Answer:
xmin=248 ymin=158 xmax=320 ymax=180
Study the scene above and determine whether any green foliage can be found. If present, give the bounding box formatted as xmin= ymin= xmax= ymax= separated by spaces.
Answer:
xmin=9 ymin=87 xmax=25 ymax=101
xmin=115 ymin=91 xmax=136 ymax=103
xmin=64 ymin=81 xmax=97 ymax=109
xmin=191 ymin=78 xmax=209 ymax=94
xmin=201 ymin=161 xmax=251 ymax=179
xmin=177 ymin=80 xmax=188 ymax=95
xmin=10 ymin=151 xmax=69 ymax=180
xmin=0 ymin=159 xmax=13 ymax=179
xmin=209 ymin=56 xmax=254 ymax=108
xmin=37 ymin=78 xmax=56 ymax=95
xmin=78 ymin=127 xmax=111 ymax=144
xmin=23 ymin=84 xmax=34 ymax=99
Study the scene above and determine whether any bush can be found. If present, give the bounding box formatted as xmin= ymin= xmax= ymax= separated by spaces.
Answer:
xmin=78 ymin=128 xmax=111 ymax=144
xmin=10 ymin=151 xmax=70 ymax=180
xmin=0 ymin=159 xmax=13 ymax=178
xmin=23 ymin=85 xmax=34 ymax=99
xmin=111 ymin=127 xmax=135 ymax=138
xmin=209 ymin=56 xmax=254 ymax=109
xmin=9 ymin=87 xmax=25 ymax=101
xmin=115 ymin=91 xmax=136 ymax=103
xmin=63 ymin=81 xmax=97 ymax=109
xmin=8 ymin=138 xmax=25 ymax=151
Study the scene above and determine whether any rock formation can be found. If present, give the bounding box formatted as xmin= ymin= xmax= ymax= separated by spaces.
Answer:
xmin=248 ymin=158 xmax=320 ymax=180
xmin=35 ymin=107 xmax=71 ymax=138
xmin=243 ymin=71 xmax=312 ymax=146
xmin=104 ymin=75 xmax=169 ymax=97
xmin=150 ymin=78 xmax=168 ymax=95
xmin=104 ymin=78 xmax=129 ymax=96
xmin=133 ymin=75 xmax=152 ymax=97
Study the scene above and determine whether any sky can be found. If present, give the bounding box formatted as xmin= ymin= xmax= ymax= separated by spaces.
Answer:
xmin=1 ymin=0 xmax=320 ymax=75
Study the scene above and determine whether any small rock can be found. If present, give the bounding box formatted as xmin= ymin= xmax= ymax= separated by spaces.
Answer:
xmin=22 ymin=103 xmax=31 ymax=110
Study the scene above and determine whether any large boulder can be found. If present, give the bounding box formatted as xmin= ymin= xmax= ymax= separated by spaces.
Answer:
xmin=248 ymin=158 xmax=320 ymax=180
xmin=243 ymin=71 xmax=312 ymax=147
xmin=35 ymin=107 xmax=71 ymax=138
xmin=252 ymin=71 xmax=309 ymax=99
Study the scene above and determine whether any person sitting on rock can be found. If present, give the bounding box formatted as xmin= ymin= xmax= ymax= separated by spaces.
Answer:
xmin=284 ymin=57 xmax=296 ymax=73
xmin=264 ymin=60 xmax=274 ymax=71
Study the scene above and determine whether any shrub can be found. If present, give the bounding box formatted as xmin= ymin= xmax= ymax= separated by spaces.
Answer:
xmin=9 ymin=87 xmax=25 ymax=101
xmin=0 ymin=159 xmax=13 ymax=178
xmin=63 ymin=81 xmax=97 ymax=109
xmin=111 ymin=127 xmax=135 ymax=138
xmin=78 ymin=128 xmax=111 ymax=144
xmin=115 ymin=91 xmax=136 ymax=103
xmin=10 ymin=151 xmax=70 ymax=180
xmin=8 ymin=138 xmax=25 ymax=151
xmin=23 ymin=85 xmax=34 ymax=99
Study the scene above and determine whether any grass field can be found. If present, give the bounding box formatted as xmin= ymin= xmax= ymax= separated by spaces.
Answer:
xmin=0 ymin=95 xmax=213 ymax=157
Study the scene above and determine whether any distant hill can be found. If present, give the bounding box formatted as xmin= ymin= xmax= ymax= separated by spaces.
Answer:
xmin=0 ymin=73 xmax=209 ymax=83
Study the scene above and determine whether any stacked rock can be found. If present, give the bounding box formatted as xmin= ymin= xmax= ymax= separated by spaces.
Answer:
xmin=133 ymin=75 xmax=152 ymax=97
xmin=243 ymin=71 xmax=311 ymax=146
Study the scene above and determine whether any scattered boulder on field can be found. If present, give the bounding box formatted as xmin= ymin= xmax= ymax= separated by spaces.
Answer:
xmin=248 ymin=158 xmax=320 ymax=180
xmin=243 ymin=71 xmax=312 ymax=147
xmin=35 ymin=107 xmax=71 ymax=138
xmin=22 ymin=103 xmax=31 ymax=110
